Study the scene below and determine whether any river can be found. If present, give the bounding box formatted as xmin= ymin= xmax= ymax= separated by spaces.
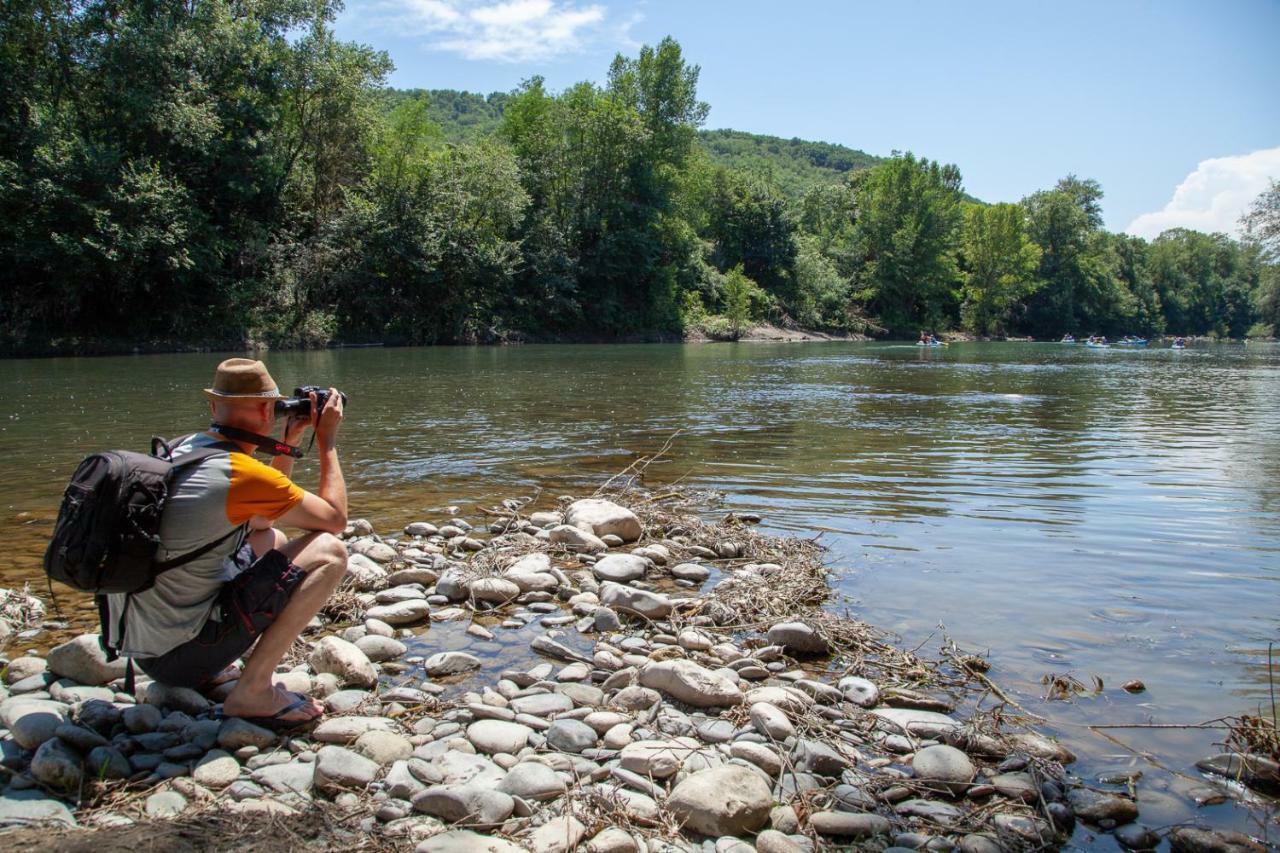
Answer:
xmin=1 ymin=341 xmax=1278 ymax=840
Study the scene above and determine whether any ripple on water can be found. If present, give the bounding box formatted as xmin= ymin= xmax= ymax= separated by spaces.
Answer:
xmin=1089 ymin=607 xmax=1152 ymax=625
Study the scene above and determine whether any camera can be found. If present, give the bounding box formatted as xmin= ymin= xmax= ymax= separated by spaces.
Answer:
xmin=275 ymin=385 xmax=348 ymax=419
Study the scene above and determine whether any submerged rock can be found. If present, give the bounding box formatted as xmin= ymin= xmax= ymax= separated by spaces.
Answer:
xmin=1168 ymin=827 xmax=1267 ymax=853
xmin=1066 ymin=787 xmax=1138 ymax=826
xmin=1195 ymin=753 xmax=1280 ymax=795
xmin=424 ymin=652 xmax=482 ymax=677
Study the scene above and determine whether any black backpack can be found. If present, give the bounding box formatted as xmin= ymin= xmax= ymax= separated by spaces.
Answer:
xmin=44 ymin=436 xmax=243 ymax=595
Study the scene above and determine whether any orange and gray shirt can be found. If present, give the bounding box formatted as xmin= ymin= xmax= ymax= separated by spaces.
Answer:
xmin=105 ymin=433 xmax=304 ymax=658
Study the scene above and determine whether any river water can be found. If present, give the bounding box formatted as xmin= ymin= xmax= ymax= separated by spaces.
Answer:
xmin=1 ymin=342 xmax=1277 ymax=841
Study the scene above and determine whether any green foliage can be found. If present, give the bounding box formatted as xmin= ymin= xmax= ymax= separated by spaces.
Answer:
xmin=792 ymin=236 xmax=852 ymax=329
xmin=959 ymin=203 xmax=1042 ymax=335
xmin=387 ymin=89 xmax=509 ymax=142
xmin=705 ymin=169 xmax=797 ymax=299
xmin=851 ymin=153 xmax=964 ymax=332
xmin=1 ymin=15 xmax=1275 ymax=354
xmin=721 ymin=264 xmax=767 ymax=338
xmin=1147 ymin=229 xmax=1258 ymax=337
xmin=698 ymin=130 xmax=880 ymax=198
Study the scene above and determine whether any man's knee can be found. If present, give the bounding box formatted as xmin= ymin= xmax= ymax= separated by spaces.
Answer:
xmin=298 ymin=532 xmax=347 ymax=575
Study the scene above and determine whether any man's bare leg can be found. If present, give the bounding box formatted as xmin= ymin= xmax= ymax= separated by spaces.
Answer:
xmin=222 ymin=531 xmax=347 ymax=720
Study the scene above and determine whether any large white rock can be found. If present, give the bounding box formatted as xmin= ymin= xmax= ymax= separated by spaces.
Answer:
xmin=466 ymin=719 xmax=533 ymax=755
xmin=354 ymin=635 xmax=406 ymax=662
xmin=313 ymin=745 xmax=380 ymax=791
xmin=0 ymin=789 xmax=75 ymax=826
xmin=526 ymin=815 xmax=587 ymax=853
xmin=744 ymin=685 xmax=814 ymax=713
xmin=619 ymin=740 xmax=687 ymax=778
xmin=353 ymin=540 xmax=397 ymax=563
xmin=470 ymin=577 xmax=521 ymax=604
xmin=415 ymin=830 xmax=528 ymax=853
xmin=912 ymin=744 xmax=975 ymax=795
xmin=503 ymin=568 xmax=560 ymax=593
xmin=667 ymin=765 xmax=772 ymax=836
xmin=870 ymin=708 xmax=961 ymax=739
xmin=497 ymin=761 xmax=565 ymax=801
xmin=365 ymin=599 xmax=432 ymax=625
xmin=670 ymin=562 xmax=711 ymax=583
xmin=46 ymin=634 xmax=127 ymax=686
xmin=345 ymin=553 xmax=387 ymax=591
xmin=564 ymin=499 xmax=642 ymax=542
xmin=308 ymin=636 xmax=378 ymax=688
xmin=413 ymin=784 xmax=514 ymax=828
xmin=507 ymin=553 xmax=552 ymax=573
xmin=639 ymin=659 xmax=743 ymax=707
xmin=548 ymin=525 xmax=607 ymax=554
xmin=749 ymin=702 xmax=795 ymax=741
xmin=313 ymin=715 xmax=397 ymax=744
xmin=766 ymin=621 xmax=829 ymax=656
xmin=592 ymin=554 xmax=648 ymax=583
xmin=599 ymin=582 xmax=672 ymax=619
xmin=0 ymin=698 xmax=70 ymax=749
xmin=192 ymin=750 xmax=241 ymax=788
xmin=424 ymin=652 xmax=481 ymax=677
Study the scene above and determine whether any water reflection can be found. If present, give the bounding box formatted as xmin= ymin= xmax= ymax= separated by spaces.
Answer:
xmin=1 ymin=341 xmax=1278 ymax=832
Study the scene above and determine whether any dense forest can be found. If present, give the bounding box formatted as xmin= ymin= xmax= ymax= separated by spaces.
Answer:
xmin=2 ymin=1 xmax=1277 ymax=355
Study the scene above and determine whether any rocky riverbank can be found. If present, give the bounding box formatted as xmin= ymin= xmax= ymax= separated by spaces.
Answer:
xmin=0 ymin=488 xmax=1271 ymax=852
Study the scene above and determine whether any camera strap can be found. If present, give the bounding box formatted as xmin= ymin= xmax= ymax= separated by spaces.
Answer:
xmin=209 ymin=423 xmax=305 ymax=458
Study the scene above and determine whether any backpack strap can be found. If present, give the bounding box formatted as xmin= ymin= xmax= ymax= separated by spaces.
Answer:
xmin=153 ymin=525 xmax=244 ymax=572
xmin=150 ymin=438 xmax=251 ymax=573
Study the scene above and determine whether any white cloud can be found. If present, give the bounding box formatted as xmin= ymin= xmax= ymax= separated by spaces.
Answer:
xmin=1126 ymin=146 xmax=1280 ymax=240
xmin=352 ymin=0 xmax=617 ymax=63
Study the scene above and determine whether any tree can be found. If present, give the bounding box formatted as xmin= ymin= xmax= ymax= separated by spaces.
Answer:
xmin=1241 ymin=179 xmax=1280 ymax=262
xmin=705 ymin=168 xmax=797 ymax=301
xmin=1020 ymin=176 xmax=1121 ymax=335
xmin=721 ymin=265 xmax=765 ymax=338
xmin=1148 ymin=228 xmax=1257 ymax=337
xmin=958 ymin=203 xmax=1042 ymax=335
xmin=1243 ymin=180 xmax=1280 ymax=337
xmin=850 ymin=153 xmax=964 ymax=332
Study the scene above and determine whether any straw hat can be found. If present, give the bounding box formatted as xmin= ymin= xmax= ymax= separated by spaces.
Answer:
xmin=203 ymin=358 xmax=284 ymax=402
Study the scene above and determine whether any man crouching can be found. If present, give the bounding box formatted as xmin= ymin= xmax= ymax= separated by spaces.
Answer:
xmin=104 ymin=358 xmax=348 ymax=729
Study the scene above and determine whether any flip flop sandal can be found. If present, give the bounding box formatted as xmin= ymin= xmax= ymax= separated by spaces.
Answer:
xmin=225 ymin=691 xmax=323 ymax=733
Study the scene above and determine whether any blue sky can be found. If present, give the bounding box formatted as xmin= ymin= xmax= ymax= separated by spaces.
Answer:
xmin=334 ymin=0 xmax=1280 ymax=235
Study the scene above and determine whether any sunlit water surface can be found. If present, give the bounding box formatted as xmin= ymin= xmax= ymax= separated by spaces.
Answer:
xmin=1 ymin=341 xmax=1277 ymax=843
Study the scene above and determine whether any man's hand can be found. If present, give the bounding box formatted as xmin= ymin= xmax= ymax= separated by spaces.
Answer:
xmin=282 ymin=412 xmax=309 ymax=447
xmin=313 ymin=387 xmax=344 ymax=451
